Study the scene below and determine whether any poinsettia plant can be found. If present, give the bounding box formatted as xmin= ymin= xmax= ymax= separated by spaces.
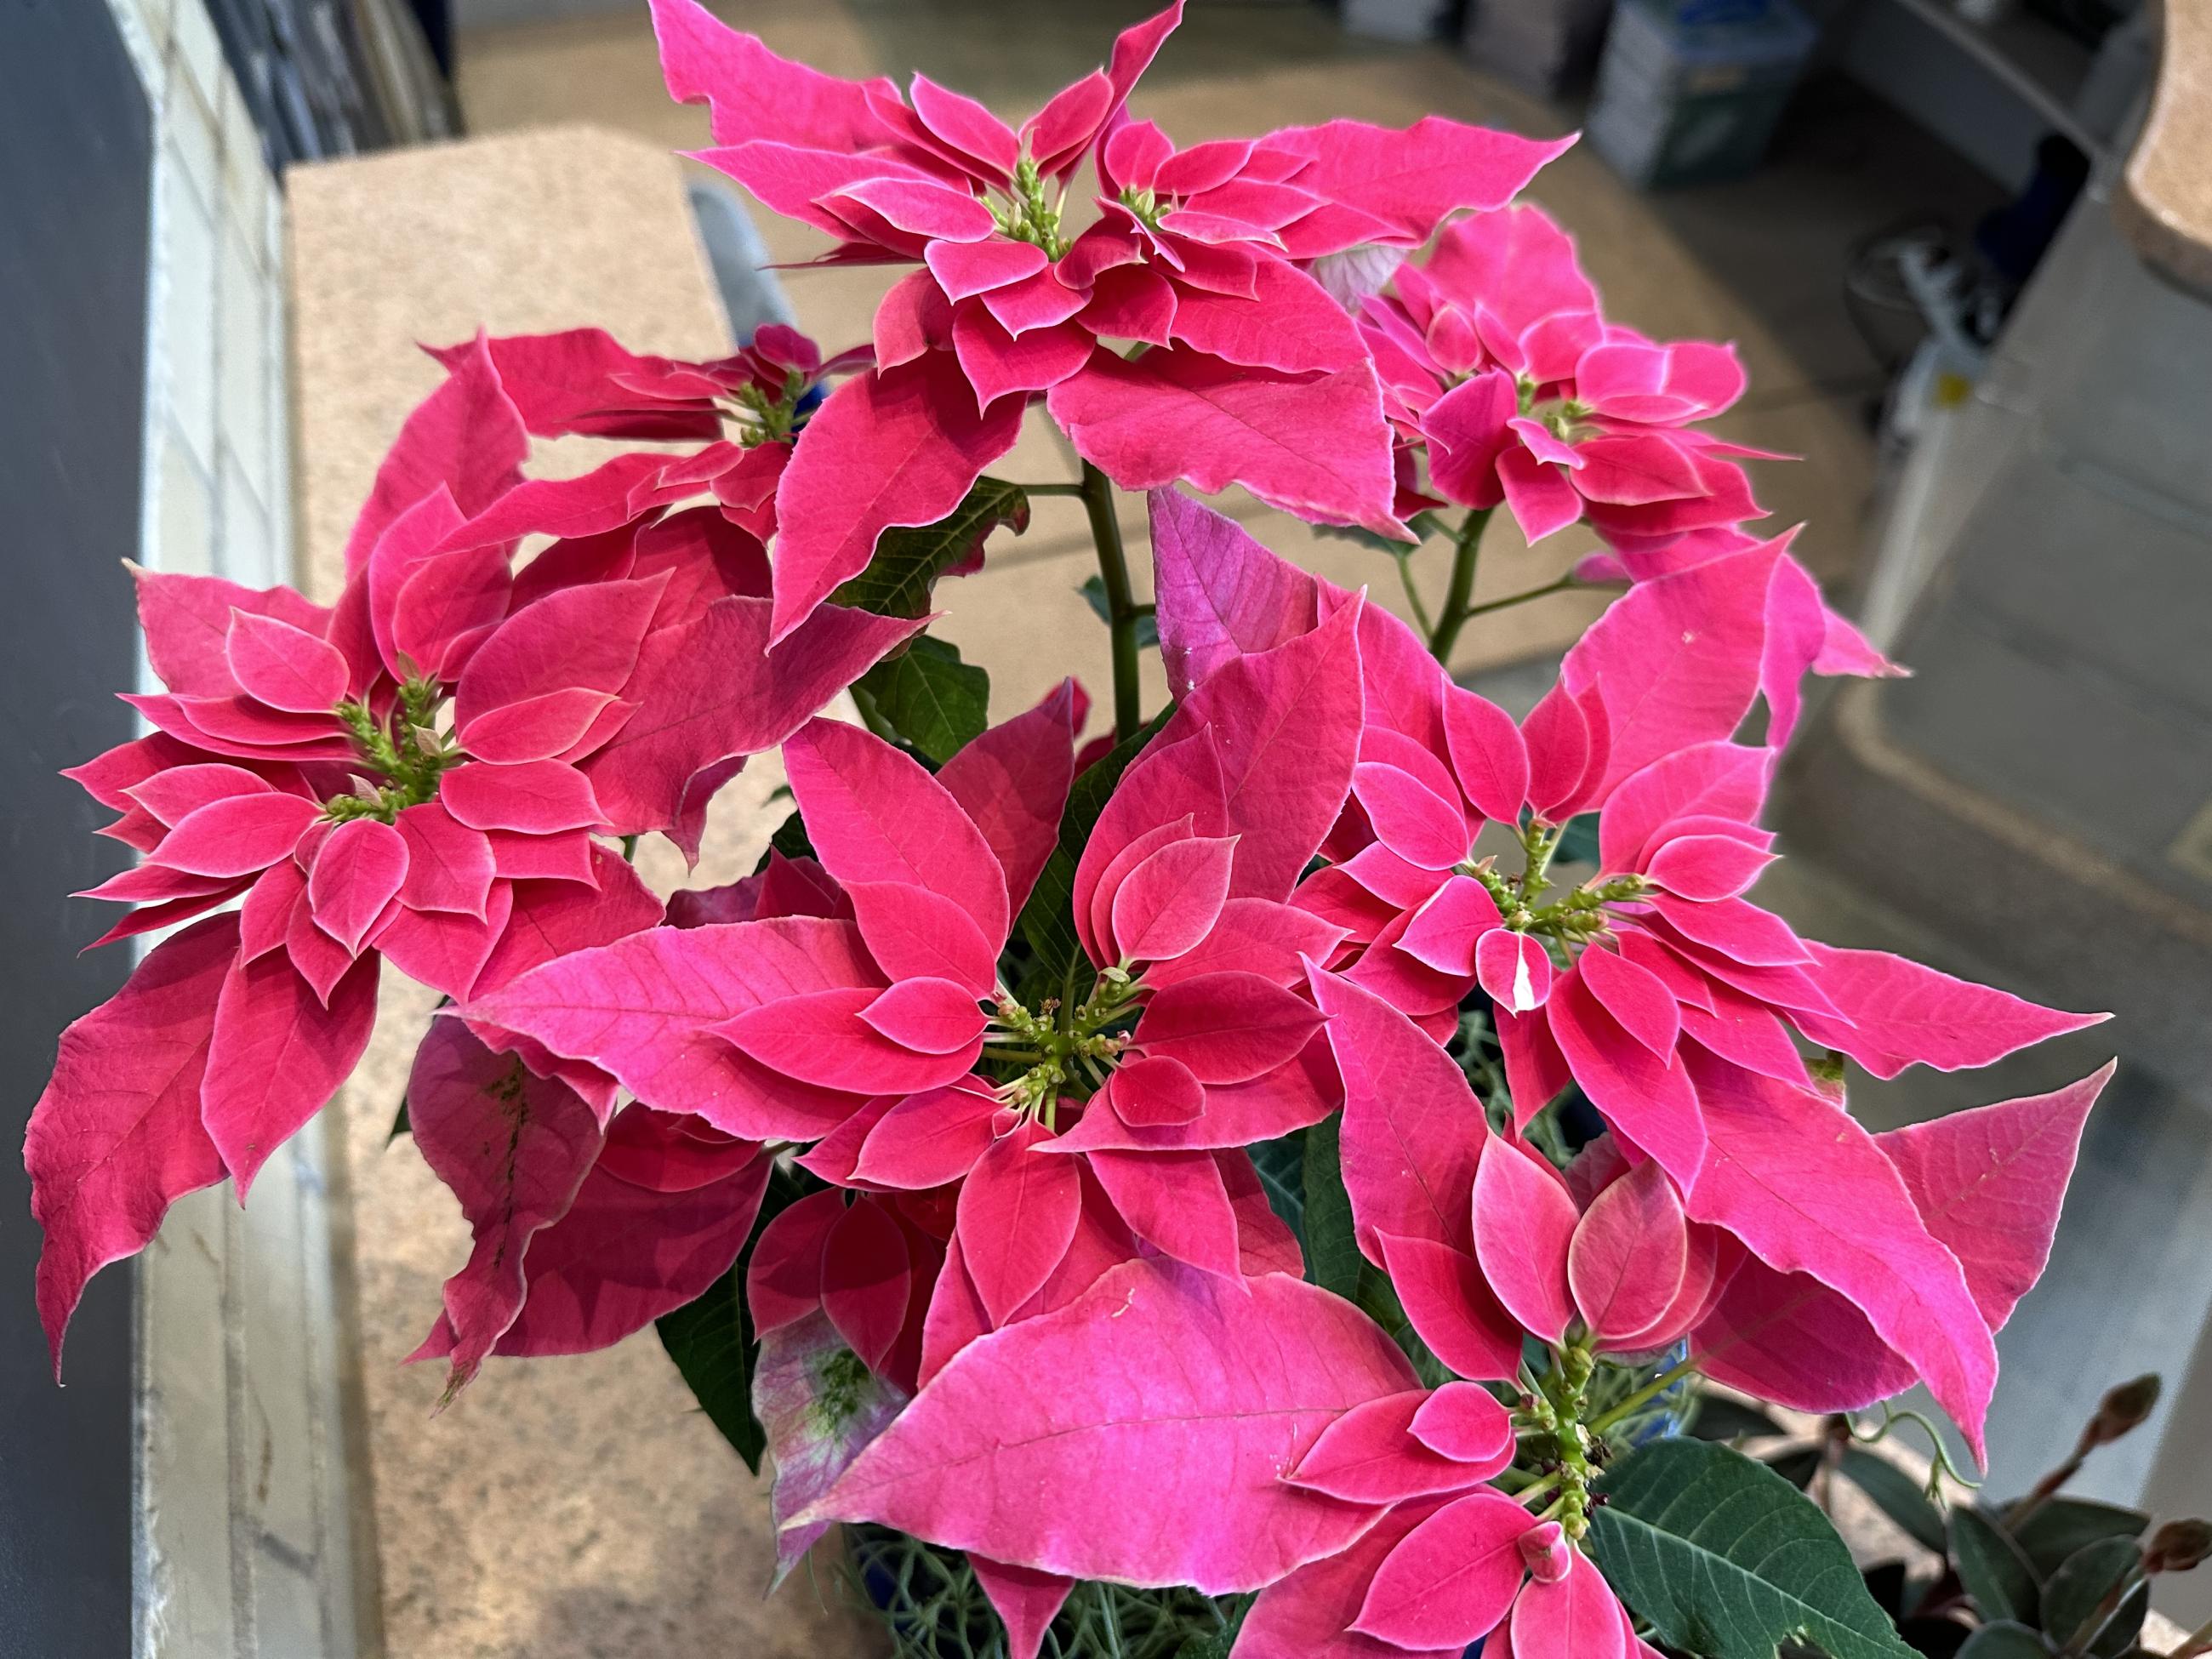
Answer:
xmin=26 ymin=4 xmax=2143 ymax=1656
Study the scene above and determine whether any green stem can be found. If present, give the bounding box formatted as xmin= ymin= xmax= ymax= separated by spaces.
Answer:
xmin=1461 ymin=572 xmax=1579 ymax=621
xmin=1589 ymin=1354 xmax=1702 ymax=1436
xmin=1425 ymin=507 xmax=1492 ymax=661
xmin=1018 ymin=481 xmax=1087 ymax=497
xmin=1392 ymin=550 xmax=1434 ymax=637
xmin=1078 ymin=461 xmax=1143 ymax=739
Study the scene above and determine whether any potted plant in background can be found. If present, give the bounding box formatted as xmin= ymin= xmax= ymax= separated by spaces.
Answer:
xmin=25 ymin=5 xmax=2195 ymax=1658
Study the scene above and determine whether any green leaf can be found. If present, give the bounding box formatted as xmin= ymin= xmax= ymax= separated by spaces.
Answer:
xmin=1078 ymin=575 xmax=1160 ymax=647
xmin=389 ymin=1095 xmax=410 ymax=1140
xmin=1956 ymin=1622 xmax=2052 ymax=1659
xmin=1300 ymin=1112 xmax=1361 ymax=1297
xmin=2041 ymin=1537 xmax=2144 ymax=1657
xmin=654 ymin=1264 xmax=763 ymax=1473
xmin=830 ymin=476 xmax=1029 ymax=619
xmin=1950 ymin=1507 xmax=2042 ymax=1626
xmin=1246 ymin=1129 xmax=1308 ymax=1246
xmin=1839 ymin=1447 xmax=1948 ymax=1554
xmin=855 ymin=636 xmax=989 ymax=765
xmin=1554 ymin=811 xmax=1601 ymax=866
xmin=654 ymin=1164 xmax=815 ymax=1474
xmin=1015 ymin=705 xmax=1173 ymax=993
xmin=1588 ymin=1438 xmax=1920 ymax=1659
xmin=1690 ymin=1393 xmax=1790 ymax=1442
xmin=2007 ymin=1500 xmax=2148 ymax=1579
xmin=1351 ymin=1260 xmax=1452 ymax=1388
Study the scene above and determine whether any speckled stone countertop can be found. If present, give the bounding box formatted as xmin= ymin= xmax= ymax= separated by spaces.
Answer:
xmin=2122 ymin=0 xmax=2212 ymax=297
xmin=286 ymin=124 xmax=883 ymax=1659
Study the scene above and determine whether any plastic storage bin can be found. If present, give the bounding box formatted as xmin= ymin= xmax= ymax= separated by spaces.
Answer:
xmin=1586 ymin=0 xmax=1817 ymax=189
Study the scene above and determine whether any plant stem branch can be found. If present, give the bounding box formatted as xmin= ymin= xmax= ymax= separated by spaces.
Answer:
xmin=1392 ymin=550 xmax=1434 ymax=637
xmin=1018 ymin=482 xmax=1086 ymax=497
xmin=1079 ymin=461 xmax=1144 ymax=738
xmin=1462 ymin=572 xmax=1580 ymax=620
xmin=1589 ymin=1355 xmax=1702 ymax=1436
xmin=1426 ymin=507 xmax=1491 ymax=661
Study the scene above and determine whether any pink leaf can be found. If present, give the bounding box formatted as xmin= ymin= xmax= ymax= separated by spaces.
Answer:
xmin=1287 ymin=1389 xmax=1498 ymax=1503
xmin=769 ymin=356 xmax=1025 ymax=641
xmin=151 ymin=790 xmax=318 ymax=878
xmin=1148 ymin=487 xmax=1322 ymax=696
xmin=1235 ymin=1495 xmax=1462 ymax=1659
xmin=307 ymin=816 xmax=409 ymax=953
xmin=1683 ymin=1051 xmax=2000 ymax=1458
xmin=1274 ymin=117 xmax=1573 ymax=251
xmin=958 ymin=1121 xmax=1084 ymax=1325
xmin=225 ymin=610 xmax=348 ymax=714
xmin=1086 ymin=1148 xmax=1242 ymax=1276
xmin=27 ymin=914 xmax=238 ymax=1373
xmin=936 ymin=680 xmax=1080 ymax=913
xmin=1411 ymin=1381 xmax=1515 ymax=1467
xmin=1444 ymin=685 xmax=1531 ymax=825
xmin=861 ymin=978 xmax=989 ymax=1055
xmin=757 ymin=1307 xmax=909 ymax=1586
xmin=1562 ymin=541 xmax=1782 ymax=801
xmin=1050 ymin=349 xmax=1401 ymax=539
xmin=716 ymin=985 xmax=983 ymax=1093
xmin=1110 ymin=833 xmax=1238 ymax=963
xmin=1567 ymin=1160 xmax=1690 ymax=1348
xmin=824 ymin=1196 xmax=914 ymax=1372
xmin=1512 ymin=1548 xmax=1626 ymax=1659
xmin=1104 ymin=1054 xmax=1206 ymax=1126
xmin=1374 ymin=1231 xmax=1525 ymax=1382
xmin=1576 ymin=944 xmax=1680 ymax=1058
xmin=341 ymin=333 xmax=527 ymax=576
xmin=1884 ymin=1063 xmax=2110 ymax=1325
xmin=855 ymin=1081 xmax=1005 ymax=1189
xmin=465 ymin=917 xmax=880 ymax=1136
xmin=202 ymin=949 xmax=379 ymax=1197
xmin=1166 ymin=595 xmax=1369 ymax=901
xmin=1472 ymin=1135 xmax=1578 ymax=1343
xmin=784 ymin=716 xmax=1010 ymax=956
xmin=1476 ymin=929 xmax=1552 ymax=1016
xmin=1137 ymin=972 xmax=1325 ymax=1086
xmin=1793 ymin=945 xmax=2108 ymax=1079
xmin=1311 ymin=967 xmax=1486 ymax=1261
xmin=647 ymin=0 xmax=897 ymax=151
xmin=1548 ymin=973 xmax=1706 ymax=1187
xmin=1350 ymin=1487 xmax=1531 ymax=1648
xmin=579 ymin=596 xmax=921 ymax=855
xmin=1597 ymin=742 xmax=1770 ymax=876
xmin=972 ymin=1559 xmax=1072 ymax=1659
xmin=1144 ymin=898 xmax=1349 ymax=992
xmin=394 ymin=802 xmax=496 ymax=920
xmin=806 ymin=1258 xmax=1417 ymax=1592
xmin=439 ymin=760 xmax=606 ymax=835
xmin=407 ymin=1021 xmax=603 ymax=1395
xmin=419 ymin=1107 xmax=768 ymax=1359
xmin=132 ymin=567 xmax=332 ymax=697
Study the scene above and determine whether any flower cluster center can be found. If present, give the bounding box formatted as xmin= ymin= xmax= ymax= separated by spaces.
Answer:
xmin=1459 ymin=824 xmax=1647 ymax=950
xmin=986 ymin=967 xmax=1144 ymax=1126
xmin=324 ymin=678 xmax=462 ymax=824
xmin=993 ymin=156 xmax=1070 ymax=259
xmin=729 ymin=367 xmax=811 ymax=448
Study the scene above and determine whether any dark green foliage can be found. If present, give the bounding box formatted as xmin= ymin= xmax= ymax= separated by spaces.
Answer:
xmin=859 ymin=636 xmax=991 ymax=764
xmin=833 ymin=478 xmax=1030 ymax=619
xmin=1299 ymin=1112 xmax=1361 ymax=1297
xmin=1588 ymin=1439 xmax=1918 ymax=1659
